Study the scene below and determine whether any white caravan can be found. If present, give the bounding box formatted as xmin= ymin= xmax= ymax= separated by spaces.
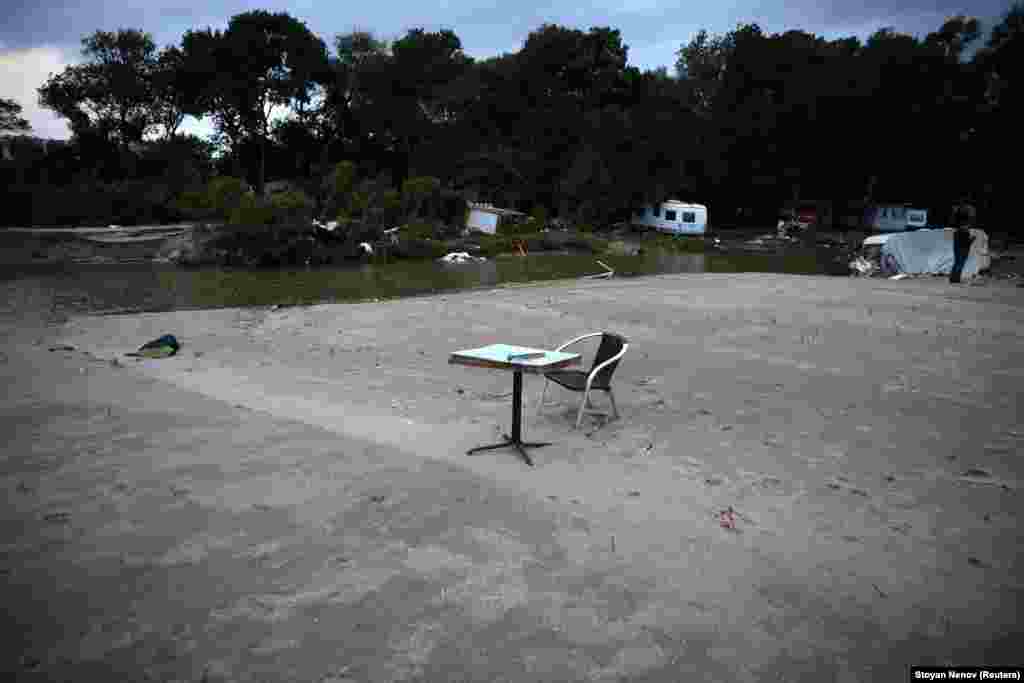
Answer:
xmin=631 ymin=200 xmax=708 ymax=235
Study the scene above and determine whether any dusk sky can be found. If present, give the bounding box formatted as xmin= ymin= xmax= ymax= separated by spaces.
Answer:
xmin=1 ymin=0 xmax=1012 ymax=142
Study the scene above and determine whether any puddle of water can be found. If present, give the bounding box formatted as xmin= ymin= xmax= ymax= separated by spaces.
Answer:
xmin=0 ymin=247 xmax=847 ymax=319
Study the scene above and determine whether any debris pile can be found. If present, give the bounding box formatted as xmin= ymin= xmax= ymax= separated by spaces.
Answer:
xmin=438 ymin=251 xmax=486 ymax=264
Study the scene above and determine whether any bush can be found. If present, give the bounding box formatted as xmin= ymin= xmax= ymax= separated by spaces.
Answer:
xmin=530 ymin=205 xmax=548 ymax=227
xmin=497 ymin=218 xmax=536 ymax=236
xmin=269 ymin=189 xmax=314 ymax=224
xmin=474 ymin=234 xmax=516 ymax=257
xmin=401 ymin=176 xmax=441 ymax=217
xmin=565 ymin=233 xmax=609 ymax=253
xmin=329 ymin=161 xmax=357 ymax=199
xmin=646 ymin=233 xmax=705 ymax=253
xmin=6 ymin=182 xmax=180 ymax=227
xmin=208 ymin=176 xmax=249 ymax=214
xmin=402 ymin=220 xmax=441 ymax=240
xmin=380 ymin=189 xmax=402 ymax=213
xmin=390 ymin=237 xmax=449 ymax=260
xmin=228 ymin=195 xmax=275 ymax=227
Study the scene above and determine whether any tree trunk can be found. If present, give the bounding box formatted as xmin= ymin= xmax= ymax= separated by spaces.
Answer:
xmin=257 ymin=134 xmax=266 ymax=198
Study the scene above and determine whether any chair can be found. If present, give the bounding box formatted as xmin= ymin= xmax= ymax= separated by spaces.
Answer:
xmin=536 ymin=332 xmax=629 ymax=429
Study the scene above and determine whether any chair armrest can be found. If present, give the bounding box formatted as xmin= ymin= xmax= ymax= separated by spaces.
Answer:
xmin=554 ymin=332 xmax=603 ymax=352
xmin=585 ymin=343 xmax=629 ymax=389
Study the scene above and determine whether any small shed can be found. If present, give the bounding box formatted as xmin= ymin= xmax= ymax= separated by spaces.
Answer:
xmin=465 ymin=202 xmax=525 ymax=235
xmin=631 ymin=200 xmax=708 ymax=235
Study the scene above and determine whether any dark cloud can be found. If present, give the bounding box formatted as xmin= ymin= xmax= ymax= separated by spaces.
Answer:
xmin=813 ymin=0 xmax=1010 ymax=27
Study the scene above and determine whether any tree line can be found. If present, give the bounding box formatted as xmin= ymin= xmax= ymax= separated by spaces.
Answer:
xmin=1 ymin=5 xmax=1022 ymax=231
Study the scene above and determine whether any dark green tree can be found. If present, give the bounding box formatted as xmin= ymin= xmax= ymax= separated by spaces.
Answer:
xmin=180 ymin=11 xmax=329 ymax=195
xmin=0 ymin=98 xmax=32 ymax=135
xmin=38 ymin=29 xmax=160 ymax=148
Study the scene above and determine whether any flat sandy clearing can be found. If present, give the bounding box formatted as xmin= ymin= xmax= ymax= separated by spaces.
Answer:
xmin=2 ymin=273 xmax=1022 ymax=681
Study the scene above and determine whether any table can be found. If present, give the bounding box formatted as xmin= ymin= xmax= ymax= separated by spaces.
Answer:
xmin=449 ymin=343 xmax=581 ymax=465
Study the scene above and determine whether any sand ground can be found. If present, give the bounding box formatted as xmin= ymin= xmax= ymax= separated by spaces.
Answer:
xmin=2 ymin=273 xmax=1023 ymax=682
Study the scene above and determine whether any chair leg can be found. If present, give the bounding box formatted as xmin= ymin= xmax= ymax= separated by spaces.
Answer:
xmin=536 ymin=379 xmax=550 ymax=417
xmin=575 ymin=389 xmax=589 ymax=430
xmin=607 ymin=388 xmax=619 ymax=420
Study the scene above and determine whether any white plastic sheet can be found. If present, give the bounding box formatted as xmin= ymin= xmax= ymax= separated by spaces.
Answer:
xmin=875 ymin=228 xmax=989 ymax=277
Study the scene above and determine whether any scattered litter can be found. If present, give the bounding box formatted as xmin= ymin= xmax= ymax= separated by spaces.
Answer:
xmin=48 ymin=344 xmax=75 ymax=352
xmin=889 ymin=273 xmax=910 ymax=281
xmin=312 ymin=219 xmax=339 ymax=232
xmin=849 ymin=256 xmax=877 ymax=276
xmin=358 ymin=242 xmax=374 ymax=256
xmin=962 ymin=467 xmax=992 ymax=478
xmin=479 ymin=391 xmax=513 ymax=400
xmin=872 ymin=583 xmax=888 ymax=598
xmin=439 ymin=251 xmax=485 ymax=264
xmin=890 ymin=522 xmax=912 ymax=535
xmin=627 ymin=490 xmax=641 ymax=497
xmin=584 ymin=260 xmax=615 ymax=280
xmin=125 ymin=334 xmax=180 ymax=358
xmin=967 ymin=556 xmax=990 ymax=568
xmin=719 ymin=506 xmax=738 ymax=531
xmin=776 ymin=219 xmax=809 ymax=240
xmin=43 ymin=511 xmax=70 ymax=523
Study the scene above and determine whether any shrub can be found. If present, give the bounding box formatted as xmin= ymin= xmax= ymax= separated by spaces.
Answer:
xmin=497 ymin=217 xmax=537 ymax=236
xmin=402 ymin=220 xmax=441 ymax=240
xmin=401 ymin=176 xmax=441 ymax=217
xmin=390 ymin=237 xmax=448 ymax=260
xmin=228 ymin=195 xmax=275 ymax=226
xmin=475 ymin=234 xmax=516 ymax=257
xmin=208 ymin=176 xmax=249 ymax=214
xmin=380 ymin=189 xmax=401 ymax=213
xmin=530 ymin=205 xmax=548 ymax=227
xmin=269 ymin=189 xmax=314 ymax=224
xmin=349 ymin=190 xmax=370 ymax=217
xmin=329 ymin=161 xmax=357 ymax=199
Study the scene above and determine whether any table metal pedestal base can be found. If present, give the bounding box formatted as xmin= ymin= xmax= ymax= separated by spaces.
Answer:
xmin=466 ymin=370 xmax=548 ymax=466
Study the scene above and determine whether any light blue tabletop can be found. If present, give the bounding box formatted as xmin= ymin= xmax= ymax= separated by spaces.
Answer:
xmin=450 ymin=343 xmax=580 ymax=372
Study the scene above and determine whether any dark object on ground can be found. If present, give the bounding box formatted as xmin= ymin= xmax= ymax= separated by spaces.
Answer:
xmin=125 ymin=334 xmax=180 ymax=358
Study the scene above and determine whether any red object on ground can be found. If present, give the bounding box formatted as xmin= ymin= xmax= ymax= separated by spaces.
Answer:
xmin=719 ymin=507 xmax=737 ymax=530
xmin=797 ymin=208 xmax=818 ymax=225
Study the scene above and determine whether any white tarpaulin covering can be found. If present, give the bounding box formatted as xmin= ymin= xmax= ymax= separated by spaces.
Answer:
xmin=872 ymin=228 xmax=990 ymax=277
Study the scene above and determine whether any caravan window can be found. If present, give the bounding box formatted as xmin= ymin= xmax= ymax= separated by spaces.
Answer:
xmin=665 ymin=210 xmax=677 ymax=221
xmin=653 ymin=205 xmax=661 ymax=217
xmin=682 ymin=211 xmax=695 ymax=223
